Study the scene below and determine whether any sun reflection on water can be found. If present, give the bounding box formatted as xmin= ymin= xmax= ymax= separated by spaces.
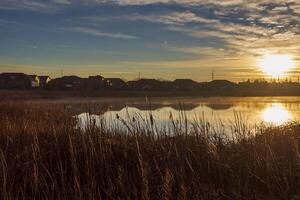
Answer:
xmin=261 ymin=103 xmax=290 ymax=125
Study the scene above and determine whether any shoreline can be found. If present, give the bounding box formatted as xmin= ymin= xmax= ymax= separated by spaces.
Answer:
xmin=3 ymin=89 xmax=300 ymax=101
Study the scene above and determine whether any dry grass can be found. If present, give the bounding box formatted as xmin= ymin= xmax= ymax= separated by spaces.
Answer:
xmin=1 ymin=103 xmax=300 ymax=199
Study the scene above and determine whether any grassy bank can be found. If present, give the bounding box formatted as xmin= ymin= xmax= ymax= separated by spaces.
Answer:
xmin=1 ymin=104 xmax=300 ymax=199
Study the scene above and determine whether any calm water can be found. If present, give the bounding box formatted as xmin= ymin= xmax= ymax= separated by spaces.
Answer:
xmin=76 ymin=96 xmax=300 ymax=132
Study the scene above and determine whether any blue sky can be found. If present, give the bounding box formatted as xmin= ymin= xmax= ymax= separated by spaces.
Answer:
xmin=0 ymin=0 xmax=299 ymax=81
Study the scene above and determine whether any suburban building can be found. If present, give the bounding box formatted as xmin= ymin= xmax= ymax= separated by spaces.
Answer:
xmin=127 ymin=79 xmax=161 ymax=90
xmin=85 ymin=75 xmax=104 ymax=90
xmin=29 ymin=75 xmax=40 ymax=88
xmin=47 ymin=76 xmax=85 ymax=90
xmin=206 ymin=80 xmax=237 ymax=90
xmin=38 ymin=76 xmax=51 ymax=88
xmin=0 ymin=73 xmax=31 ymax=89
xmin=105 ymin=78 xmax=127 ymax=90
xmin=47 ymin=75 xmax=105 ymax=90
xmin=173 ymin=79 xmax=199 ymax=90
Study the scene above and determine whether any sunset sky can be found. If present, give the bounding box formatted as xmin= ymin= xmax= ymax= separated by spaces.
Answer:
xmin=0 ymin=0 xmax=299 ymax=81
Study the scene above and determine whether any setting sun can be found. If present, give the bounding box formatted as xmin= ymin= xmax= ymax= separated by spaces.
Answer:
xmin=258 ymin=54 xmax=295 ymax=77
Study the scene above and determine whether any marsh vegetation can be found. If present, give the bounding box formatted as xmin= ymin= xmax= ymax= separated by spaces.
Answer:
xmin=1 ymin=103 xmax=300 ymax=199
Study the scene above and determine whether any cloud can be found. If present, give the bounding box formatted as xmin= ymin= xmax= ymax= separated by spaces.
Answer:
xmin=1 ymin=0 xmax=300 ymax=80
xmin=0 ymin=0 xmax=62 ymax=13
xmin=74 ymin=0 xmax=300 ymax=57
xmin=0 ymin=19 xmax=24 ymax=26
xmin=127 ymin=11 xmax=219 ymax=25
xmin=63 ymin=27 xmax=138 ymax=39
xmin=114 ymin=0 xmax=243 ymax=6
xmin=52 ymin=0 xmax=71 ymax=5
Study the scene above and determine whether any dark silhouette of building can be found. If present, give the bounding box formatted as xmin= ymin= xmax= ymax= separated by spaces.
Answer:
xmin=127 ymin=79 xmax=161 ymax=90
xmin=47 ymin=76 xmax=85 ymax=90
xmin=105 ymin=78 xmax=127 ymax=90
xmin=47 ymin=75 xmax=105 ymax=90
xmin=173 ymin=79 xmax=199 ymax=90
xmin=85 ymin=75 xmax=105 ymax=90
xmin=0 ymin=73 xmax=31 ymax=89
xmin=29 ymin=75 xmax=39 ymax=88
xmin=207 ymin=80 xmax=236 ymax=89
xmin=38 ymin=76 xmax=51 ymax=88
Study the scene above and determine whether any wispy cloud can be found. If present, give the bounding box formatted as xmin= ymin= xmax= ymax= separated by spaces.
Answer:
xmin=0 ymin=0 xmax=62 ymax=13
xmin=128 ymin=11 xmax=219 ymax=25
xmin=0 ymin=19 xmax=24 ymax=26
xmin=76 ymin=1 xmax=300 ymax=56
xmin=63 ymin=27 xmax=138 ymax=40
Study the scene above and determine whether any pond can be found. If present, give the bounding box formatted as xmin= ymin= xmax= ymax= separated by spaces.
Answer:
xmin=74 ymin=96 xmax=300 ymax=134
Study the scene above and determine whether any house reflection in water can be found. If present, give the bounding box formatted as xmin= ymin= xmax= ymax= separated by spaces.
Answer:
xmin=206 ymin=104 xmax=234 ymax=110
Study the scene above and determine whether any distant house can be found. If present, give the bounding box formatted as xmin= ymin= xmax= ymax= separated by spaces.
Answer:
xmin=128 ymin=79 xmax=161 ymax=91
xmin=0 ymin=73 xmax=31 ymax=89
xmin=172 ymin=79 xmax=199 ymax=90
xmin=207 ymin=80 xmax=236 ymax=89
xmin=47 ymin=76 xmax=85 ymax=90
xmin=85 ymin=75 xmax=104 ymax=90
xmin=159 ymin=80 xmax=173 ymax=91
xmin=47 ymin=75 xmax=104 ymax=90
xmin=105 ymin=78 xmax=127 ymax=90
xmin=38 ymin=76 xmax=51 ymax=88
xmin=29 ymin=75 xmax=40 ymax=88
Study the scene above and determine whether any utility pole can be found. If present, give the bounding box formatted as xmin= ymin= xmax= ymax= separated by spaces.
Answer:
xmin=211 ymin=71 xmax=215 ymax=81
xmin=138 ymin=72 xmax=141 ymax=80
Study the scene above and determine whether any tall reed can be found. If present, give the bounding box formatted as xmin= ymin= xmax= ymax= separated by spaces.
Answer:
xmin=0 ymin=103 xmax=300 ymax=199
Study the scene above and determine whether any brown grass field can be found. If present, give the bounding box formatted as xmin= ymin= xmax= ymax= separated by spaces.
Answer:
xmin=1 ymin=103 xmax=300 ymax=199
